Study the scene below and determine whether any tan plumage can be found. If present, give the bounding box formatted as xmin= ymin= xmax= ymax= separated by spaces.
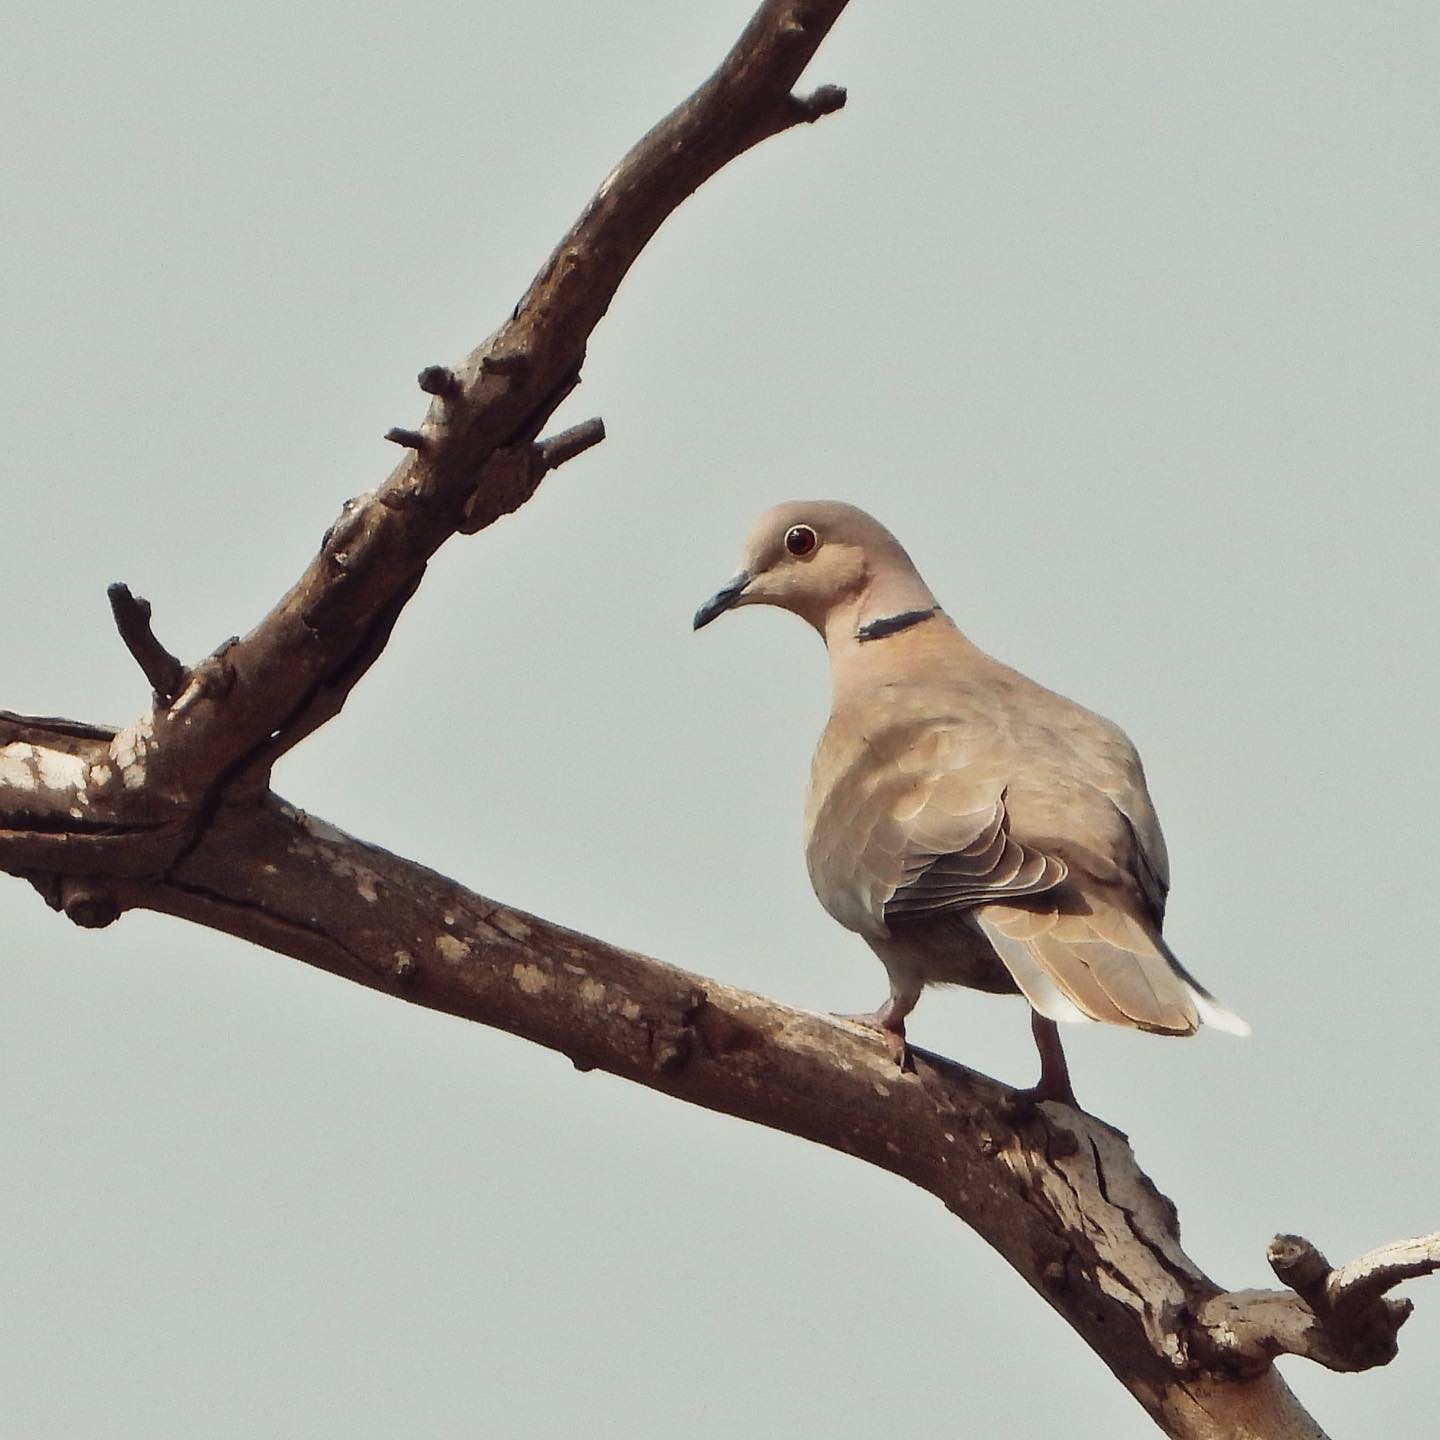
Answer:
xmin=694 ymin=500 xmax=1246 ymax=1103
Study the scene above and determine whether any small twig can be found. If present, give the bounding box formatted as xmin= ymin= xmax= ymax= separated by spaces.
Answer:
xmin=1269 ymin=1234 xmax=1334 ymax=1312
xmin=790 ymin=83 xmax=847 ymax=121
xmin=536 ymin=417 xmax=606 ymax=475
xmin=106 ymin=583 xmax=186 ymax=701
xmin=384 ymin=427 xmax=429 ymax=451
xmin=417 ymin=365 xmax=461 ymax=399
xmin=1328 ymin=1231 xmax=1440 ymax=1310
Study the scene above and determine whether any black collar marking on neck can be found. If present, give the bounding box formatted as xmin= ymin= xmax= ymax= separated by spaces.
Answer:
xmin=856 ymin=606 xmax=940 ymax=643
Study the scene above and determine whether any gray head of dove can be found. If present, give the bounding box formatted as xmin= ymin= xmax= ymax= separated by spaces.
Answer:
xmin=692 ymin=500 xmax=940 ymax=643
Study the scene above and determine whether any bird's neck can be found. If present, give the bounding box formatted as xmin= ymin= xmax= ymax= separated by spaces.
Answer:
xmin=821 ymin=569 xmax=941 ymax=655
xmin=822 ymin=577 xmax=979 ymax=704
xmin=829 ymin=610 xmax=984 ymax=711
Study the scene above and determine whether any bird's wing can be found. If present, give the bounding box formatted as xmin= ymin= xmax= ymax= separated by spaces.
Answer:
xmin=882 ymin=788 xmax=1067 ymax=919
xmin=997 ymin=680 xmax=1173 ymax=923
xmin=806 ymin=716 xmax=1064 ymax=936
xmin=1090 ymin=737 xmax=1171 ymax=922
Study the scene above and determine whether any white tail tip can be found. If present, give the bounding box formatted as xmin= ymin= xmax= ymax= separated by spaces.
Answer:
xmin=1191 ymin=988 xmax=1251 ymax=1037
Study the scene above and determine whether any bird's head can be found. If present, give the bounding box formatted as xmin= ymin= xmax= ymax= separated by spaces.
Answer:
xmin=692 ymin=501 xmax=936 ymax=641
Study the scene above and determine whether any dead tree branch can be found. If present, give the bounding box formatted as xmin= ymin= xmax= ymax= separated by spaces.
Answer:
xmin=0 ymin=0 xmax=852 ymax=878
xmin=0 ymin=5 xmax=1430 ymax=1438
xmin=1194 ymin=1232 xmax=1440 ymax=1377
xmin=106 ymin=584 xmax=187 ymax=702
xmin=80 ymin=794 xmax=1432 ymax=1439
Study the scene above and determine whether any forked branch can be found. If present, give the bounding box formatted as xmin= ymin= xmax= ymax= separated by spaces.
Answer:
xmin=1194 ymin=1231 xmax=1440 ymax=1376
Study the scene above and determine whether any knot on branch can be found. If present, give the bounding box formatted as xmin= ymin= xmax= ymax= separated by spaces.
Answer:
xmin=646 ymin=992 xmax=769 ymax=1076
xmin=1193 ymin=1230 xmax=1440 ymax=1375
xmin=480 ymin=349 xmax=530 ymax=380
xmin=458 ymin=418 xmax=606 ymax=533
xmin=60 ymin=876 xmax=122 ymax=929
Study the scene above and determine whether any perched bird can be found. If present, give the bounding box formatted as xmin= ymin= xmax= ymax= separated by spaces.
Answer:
xmin=693 ymin=501 xmax=1247 ymax=1106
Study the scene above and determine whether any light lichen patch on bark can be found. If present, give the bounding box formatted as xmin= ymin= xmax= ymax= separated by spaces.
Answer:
xmin=109 ymin=719 xmax=154 ymax=790
xmin=0 ymin=744 xmax=39 ymax=791
xmin=490 ymin=910 xmax=532 ymax=943
xmin=512 ymin=962 xmax=550 ymax=995
xmin=435 ymin=934 xmax=471 ymax=962
xmin=37 ymin=748 xmax=88 ymax=791
xmin=0 ymin=743 xmax=89 ymax=797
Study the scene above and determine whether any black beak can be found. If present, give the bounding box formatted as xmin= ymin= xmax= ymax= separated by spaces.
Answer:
xmin=692 ymin=572 xmax=750 ymax=631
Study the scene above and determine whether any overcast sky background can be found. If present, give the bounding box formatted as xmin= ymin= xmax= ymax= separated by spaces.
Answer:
xmin=3 ymin=3 xmax=1437 ymax=1436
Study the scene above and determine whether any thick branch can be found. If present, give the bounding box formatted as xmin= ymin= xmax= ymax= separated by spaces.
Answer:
xmin=72 ymin=790 xmax=1371 ymax=1440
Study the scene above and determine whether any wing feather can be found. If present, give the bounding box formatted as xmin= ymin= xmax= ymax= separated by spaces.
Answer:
xmin=883 ymin=794 xmax=1066 ymax=920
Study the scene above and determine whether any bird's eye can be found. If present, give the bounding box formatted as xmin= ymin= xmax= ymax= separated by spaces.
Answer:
xmin=785 ymin=525 xmax=818 ymax=557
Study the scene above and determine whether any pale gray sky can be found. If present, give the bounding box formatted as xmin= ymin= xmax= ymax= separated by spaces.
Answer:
xmin=3 ymin=3 xmax=1437 ymax=1436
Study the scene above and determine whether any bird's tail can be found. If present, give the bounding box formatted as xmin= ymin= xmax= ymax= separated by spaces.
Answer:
xmin=971 ymin=897 xmax=1249 ymax=1037
xmin=1156 ymin=934 xmax=1251 ymax=1036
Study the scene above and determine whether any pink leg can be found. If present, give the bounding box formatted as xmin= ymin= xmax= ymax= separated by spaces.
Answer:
xmin=835 ymin=973 xmax=922 ymax=1067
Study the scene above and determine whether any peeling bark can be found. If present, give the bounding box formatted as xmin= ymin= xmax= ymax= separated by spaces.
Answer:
xmin=0 ymin=4 xmax=1431 ymax=1437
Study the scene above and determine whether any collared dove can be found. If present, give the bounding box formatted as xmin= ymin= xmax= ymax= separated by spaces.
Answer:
xmin=694 ymin=501 xmax=1247 ymax=1106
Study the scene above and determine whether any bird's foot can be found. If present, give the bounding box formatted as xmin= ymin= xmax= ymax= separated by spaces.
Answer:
xmin=832 ymin=1008 xmax=912 ymax=1072
xmin=1001 ymin=1074 xmax=1081 ymax=1122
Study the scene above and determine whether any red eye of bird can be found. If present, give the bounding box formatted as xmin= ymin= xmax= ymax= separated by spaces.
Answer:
xmin=785 ymin=525 xmax=818 ymax=557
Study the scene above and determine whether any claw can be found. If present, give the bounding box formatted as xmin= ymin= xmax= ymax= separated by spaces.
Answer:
xmin=833 ymin=1008 xmax=912 ymax=1072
